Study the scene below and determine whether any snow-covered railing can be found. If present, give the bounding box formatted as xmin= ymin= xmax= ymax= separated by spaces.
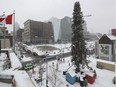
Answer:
xmin=14 ymin=71 xmax=36 ymax=87
xmin=9 ymin=51 xmax=22 ymax=69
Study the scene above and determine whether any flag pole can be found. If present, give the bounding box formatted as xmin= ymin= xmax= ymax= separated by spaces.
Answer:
xmin=13 ymin=10 xmax=15 ymax=52
xmin=3 ymin=12 xmax=6 ymax=49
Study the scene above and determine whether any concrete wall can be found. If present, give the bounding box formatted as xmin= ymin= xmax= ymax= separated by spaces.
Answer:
xmin=0 ymin=39 xmax=11 ymax=49
xmin=97 ymin=61 xmax=115 ymax=71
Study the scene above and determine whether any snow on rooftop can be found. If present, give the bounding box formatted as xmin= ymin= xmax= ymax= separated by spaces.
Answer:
xmin=107 ymin=35 xmax=116 ymax=40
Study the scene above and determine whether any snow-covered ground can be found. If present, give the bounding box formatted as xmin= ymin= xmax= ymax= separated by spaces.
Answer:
xmin=0 ymin=41 xmax=116 ymax=87
xmin=29 ymin=55 xmax=116 ymax=87
xmin=19 ymin=43 xmax=71 ymax=62
xmin=23 ymin=43 xmax=71 ymax=56
xmin=0 ymin=82 xmax=12 ymax=87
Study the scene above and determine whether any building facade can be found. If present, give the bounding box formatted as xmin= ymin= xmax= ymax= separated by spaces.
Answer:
xmin=23 ymin=19 xmax=54 ymax=44
xmin=58 ymin=16 xmax=72 ymax=43
xmin=17 ymin=29 xmax=24 ymax=42
xmin=49 ymin=16 xmax=90 ymax=43
xmin=99 ymin=34 xmax=116 ymax=62
xmin=0 ymin=27 xmax=13 ymax=49
xmin=0 ymin=36 xmax=13 ymax=49
xmin=49 ymin=17 xmax=61 ymax=42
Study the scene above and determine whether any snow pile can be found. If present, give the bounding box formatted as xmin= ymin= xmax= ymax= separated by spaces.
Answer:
xmin=0 ymin=53 xmax=7 ymax=72
xmin=9 ymin=51 xmax=22 ymax=69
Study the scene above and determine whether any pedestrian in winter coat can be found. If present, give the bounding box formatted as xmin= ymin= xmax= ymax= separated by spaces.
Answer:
xmin=84 ymin=79 xmax=88 ymax=87
xmin=79 ymin=71 xmax=86 ymax=87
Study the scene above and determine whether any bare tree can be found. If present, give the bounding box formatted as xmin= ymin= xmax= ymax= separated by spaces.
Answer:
xmin=48 ymin=65 xmax=63 ymax=87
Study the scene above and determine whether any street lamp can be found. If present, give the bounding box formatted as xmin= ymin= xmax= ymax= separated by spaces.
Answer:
xmin=46 ymin=58 xmax=48 ymax=87
xmin=45 ymin=44 xmax=48 ymax=87
xmin=60 ymin=41 xmax=63 ymax=61
xmin=56 ymin=56 xmax=59 ymax=71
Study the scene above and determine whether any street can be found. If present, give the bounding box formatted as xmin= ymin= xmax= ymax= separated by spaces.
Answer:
xmin=16 ymin=44 xmax=71 ymax=71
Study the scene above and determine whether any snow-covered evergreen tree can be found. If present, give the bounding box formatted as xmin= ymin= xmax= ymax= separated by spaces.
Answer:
xmin=71 ymin=2 xmax=86 ymax=73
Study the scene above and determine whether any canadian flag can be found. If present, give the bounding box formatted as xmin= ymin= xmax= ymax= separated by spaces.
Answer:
xmin=0 ymin=18 xmax=5 ymax=22
xmin=0 ymin=14 xmax=5 ymax=27
xmin=0 ymin=14 xmax=13 ymax=26
xmin=5 ymin=14 xmax=13 ymax=24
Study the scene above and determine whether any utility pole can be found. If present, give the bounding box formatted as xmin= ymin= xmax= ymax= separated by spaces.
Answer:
xmin=13 ymin=10 xmax=15 ymax=52
xmin=3 ymin=12 xmax=5 ymax=49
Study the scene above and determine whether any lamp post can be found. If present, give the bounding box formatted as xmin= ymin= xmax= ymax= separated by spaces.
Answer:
xmin=56 ymin=56 xmax=59 ymax=71
xmin=60 ymin=40 xmax=63 ymax=61
xmin=45 ymin=42 xmax=48 ymax=87
xmin=46 ymin=58 xmax=48 ymax=87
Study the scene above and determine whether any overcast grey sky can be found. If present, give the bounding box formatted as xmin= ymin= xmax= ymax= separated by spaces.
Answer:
xmin=0 ymin=0 xmax=116 ymax=34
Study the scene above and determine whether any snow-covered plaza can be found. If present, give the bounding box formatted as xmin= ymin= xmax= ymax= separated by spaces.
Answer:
xmin=0 ymin=42 xmax=116 ymax=87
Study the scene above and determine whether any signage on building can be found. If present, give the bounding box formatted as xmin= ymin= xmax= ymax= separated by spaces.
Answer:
xmin=99 ymin=44 xmax=111 ymax=57
xmin=112 ymin=29 xmax=116 ymax=36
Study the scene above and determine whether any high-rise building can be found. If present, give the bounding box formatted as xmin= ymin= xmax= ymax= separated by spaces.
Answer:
xmin=15 ymin=22 xmax=20 ymax=36
xmin=49 ymin=17 xmax=61 ymax=42
xmin=58 ymin=16 xmax=72 ymax=43
xmin=23 ymin=19 xmax=54 ymax=44
xmin=49 ymin=16 xmax=89 ymax=43
xmin=17 ymin=28 xmax=24 ymax=42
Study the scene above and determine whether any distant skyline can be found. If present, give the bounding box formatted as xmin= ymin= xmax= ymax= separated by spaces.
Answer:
xmin=0 ymin=0 xmax=116 ymax=34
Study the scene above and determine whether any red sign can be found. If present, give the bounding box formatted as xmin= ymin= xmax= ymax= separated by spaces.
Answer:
xmin=112 ymin=29 xmax=116 ymax=36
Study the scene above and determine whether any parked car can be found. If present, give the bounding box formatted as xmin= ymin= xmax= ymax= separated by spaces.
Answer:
xmin=23 ymin=63 xmax=34 ymax=70
xmin=33 ymin=52 xmax=38 ymax=56
xmin=39 ymin=55 xmax=46 ymax=58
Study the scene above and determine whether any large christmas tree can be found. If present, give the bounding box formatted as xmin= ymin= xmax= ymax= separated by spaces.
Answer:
xmin=71 ymin=2 xmax=86 ymax=73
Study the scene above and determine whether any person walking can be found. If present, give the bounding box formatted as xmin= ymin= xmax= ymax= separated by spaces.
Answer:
xmin=79 ymin=71 xmax=85 ymax=87
xmin=84 ymin=79 xmax=88 ymax=87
